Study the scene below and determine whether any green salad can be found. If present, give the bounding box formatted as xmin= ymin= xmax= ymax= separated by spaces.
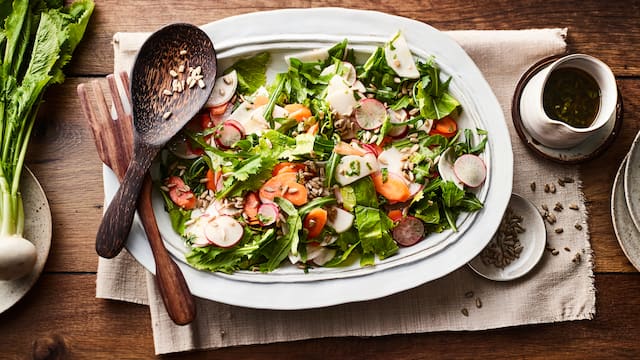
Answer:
xmin=158 ymin=32 xmax=488 ymax=274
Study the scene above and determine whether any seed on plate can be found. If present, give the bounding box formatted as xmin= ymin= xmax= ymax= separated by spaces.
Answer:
xmin=162 ymin=111 xmax=172 ymax=120
xmin=551 ymin=249 xmax=559 ymax=256
xmin=541 ymin=204 xmax=549 ymax=211
xmin=194 ymin=66 xmax=202 ymax=76
xmin=558 ymin=178 xmax=565 ymax=187
xmin=544 ymin=184 xmax=550 ymax=193
xmin=461 ymin=308 xmax=469 ymax=317
xmin=564 ymin=247 xmax=571 ymax=252
xmin=549 ymin=183 xmax=556 ymax=193
xmin=554 ymin=202 xmax=563 ymax=212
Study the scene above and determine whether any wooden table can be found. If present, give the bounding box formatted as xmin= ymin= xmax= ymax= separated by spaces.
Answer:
xmin=2 ymin=1 xmax=639 ymax=358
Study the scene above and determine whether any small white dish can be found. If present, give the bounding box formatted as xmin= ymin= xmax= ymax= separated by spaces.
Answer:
xmin=613 ymin=155 xmax=640 ymax=271
xmin=0 ymin=167 xmax=52 ymax=314
xmin=519 ymin=54 xmax=617 ymax=149
xmin=468 ymin=193 xmax=546 ymax=281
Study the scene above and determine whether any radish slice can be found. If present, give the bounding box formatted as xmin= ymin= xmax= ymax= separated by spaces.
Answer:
xmin=206 ymin=70 xmax=238 ymax=107
xmin=437 ymin=148 xmax=464 ymax=189
xmin=206 ymin=216 xmax=244 ymax=248
xmin=384 ymin=32 xmax=420 ymax=79
xmin=355 ymin=98 xmax=387 ymax=130
xmin=326 ymin=207 xmax=354 ymax=233
xmin=453 ymin=154 xmax=487 ymax=188
xmin=387 ymin=109 xmax=409 ymax=138
xmin=215 ymin=120 xmax=245 ymax=149
xmin=408 ymin=182 xmax=423 ymax=197
xmin=392 ymin=216 xmax=425 ymax=247
xmin=257 ymin=203 xmax=279 ymax=226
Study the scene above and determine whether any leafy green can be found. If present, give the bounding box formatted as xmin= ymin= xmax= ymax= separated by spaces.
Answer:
xmin=186 ymin=228 xmax=276 ymax=274
xmin=354 ymin=205 xmax=398 ymax=261
xmin=1 ymin=0 xmax=93 ymax=238
xmin=226 ymin=51 xmax=270 ymax=94
xmin=413 ymin=61 xmax=461 ymax=119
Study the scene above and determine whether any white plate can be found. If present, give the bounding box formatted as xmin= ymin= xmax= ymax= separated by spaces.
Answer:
xmin=613 ymin=156 xmax=640 ymax=271
xmin=116 ymin=8 xmax=513 ymax=309
xmin=468 ymin=193 xmax=546 ymax=281
xmin=624 ymin=131 xmax=640 ymax=231
xmin=0 ymin=168 xmax=52 ymax=314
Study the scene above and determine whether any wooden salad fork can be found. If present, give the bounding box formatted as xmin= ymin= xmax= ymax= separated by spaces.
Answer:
xmin=78 ymin=72 xmax=196 ymax=325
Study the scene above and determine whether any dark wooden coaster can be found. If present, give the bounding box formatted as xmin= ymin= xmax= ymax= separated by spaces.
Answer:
xmin=511 ymin=55 xmax=623 ymax=164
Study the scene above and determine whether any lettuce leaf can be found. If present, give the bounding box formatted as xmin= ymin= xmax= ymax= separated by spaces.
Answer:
xmin=354 ymin=205 xmax=398 ymax=260
xmin=227 ymin=51 xmax=270 ymax=94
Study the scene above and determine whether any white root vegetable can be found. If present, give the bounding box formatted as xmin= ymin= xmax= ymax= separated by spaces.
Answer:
xmin=437 ymin=147 xmax=464 ymax=189
xmin=0 ymin=235 xmax=37 ymax=280
xmin=335 ymin=154 xmax=379 ymax=186
xmin=384 ymin=31 xmax=420 ymax=79
xmin=206 ymin=70 xmax=238 ymax=107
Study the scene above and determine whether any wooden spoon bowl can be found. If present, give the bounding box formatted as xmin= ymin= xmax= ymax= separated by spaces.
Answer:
xmin=96 ymin=23 xmax=217 ymax=259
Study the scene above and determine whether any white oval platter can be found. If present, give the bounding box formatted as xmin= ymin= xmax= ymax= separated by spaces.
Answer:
xmin=111 ymin=8 xmax=513 ymax=310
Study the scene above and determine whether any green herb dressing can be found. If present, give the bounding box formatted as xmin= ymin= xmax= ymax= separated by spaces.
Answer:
xmin=542 ymin=67 xmax=600 ymax=128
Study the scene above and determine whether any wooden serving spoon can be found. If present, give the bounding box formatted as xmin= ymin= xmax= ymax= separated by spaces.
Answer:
xmin=95 ymin=23 xmax=217 ymax=259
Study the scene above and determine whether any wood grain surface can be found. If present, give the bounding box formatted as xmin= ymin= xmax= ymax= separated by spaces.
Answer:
xmin=2 ymin=1 xmax=639 ymax=359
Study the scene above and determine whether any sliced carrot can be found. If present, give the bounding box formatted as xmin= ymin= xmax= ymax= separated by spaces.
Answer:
xmin=166 ymin=176 xmax=197 ymax=210
xmin=272 ymin=162 xmax=306 ymax=177
xmin=209 ymin=102 xmax=229 ymax=116
xmin=429 ymin=116 xmax=458 ymax=138
xmin=253 ymin=95 xmax=270 ymax=107
xmin=388 ymin=209 xmax=404 ymax=222
xmin=304 ymin=208 xmax=328 ymax=238
xmin=306 ymin=122 xmax=319 ymax=136
xmin=259 ymin=172 xmax=308 ymax=206
xmin=205 ymin=168 xmax=221 ymax=192
xmin=284 ymin=103 xmax=312 ymax=122
xmin=243 ymin=191 xmax=261 ymax=224
xmin=371 ymin=172 xmax=411 ymax=203
xmin=334 ymin=141 xmax=366 ymax=156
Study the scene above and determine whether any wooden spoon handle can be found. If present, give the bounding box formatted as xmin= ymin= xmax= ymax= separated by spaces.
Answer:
xmin=95 ymin=143 xmax=156 ymax=259
xmin=139 ymin=175 xmax=196 ymax=325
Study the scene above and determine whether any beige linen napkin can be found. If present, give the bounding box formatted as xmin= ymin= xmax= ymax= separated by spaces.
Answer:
xmin=97 ymin=27 xmax=595 ymax=355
